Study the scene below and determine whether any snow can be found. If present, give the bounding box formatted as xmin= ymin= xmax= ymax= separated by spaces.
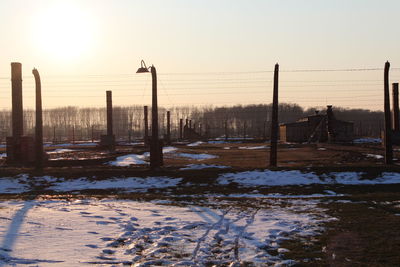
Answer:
xmin=187 ymin=141 xmax=204 ymax=147
xmin=0 ymin=175 xmax=29 ymax=194
xmin=0 ymin=198 xmax=335 ymax=266
xmin=179 ymin=164 xmax=229 ymax=170
xmin=238 ymin=146 xmax=267 ymax=150
xmin=176 ymin=153 xmax=218 ymax=160
xmin=44 ymin=142 xmax=96 ymax=147
xmin=47 ymin=148 xmax=78 ymax=154
xmin=353 ymin=138 xmax=381 ymax=144
xmin=366 ymin=153 xmax=384 ymax=159
xmin=218 ymin=170 xmax=400 ymax=187
xmin=108 ymin=154 xmax=148 ymax=166
xmin=0 ymin=153 xmax=6 ymax=158
xmin=0 ymin=175 xmax=182 ymax=194
xmin=163 ymin=146 xmax=178 ymax=153
xmin=47 ymin=177 xmax=182 ymax=192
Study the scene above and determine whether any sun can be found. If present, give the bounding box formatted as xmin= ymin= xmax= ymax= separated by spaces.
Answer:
xmin=32 ymin=2 xmax=95 ymax=62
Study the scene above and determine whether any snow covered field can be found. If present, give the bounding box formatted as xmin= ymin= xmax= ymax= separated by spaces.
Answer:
xmin=0 ymin=198 xmax=335 ymax=266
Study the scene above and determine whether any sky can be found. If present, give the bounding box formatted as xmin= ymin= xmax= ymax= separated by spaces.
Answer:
xmin=0 ymin=0 xmax=400 ymax=110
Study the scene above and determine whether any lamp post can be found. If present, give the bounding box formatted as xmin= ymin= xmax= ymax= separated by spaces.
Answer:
xmin=137 ymin=60 xmax=162 ymax=169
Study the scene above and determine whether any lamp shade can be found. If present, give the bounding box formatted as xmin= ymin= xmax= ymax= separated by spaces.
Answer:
xmin=136 ymin=67 xmax=149 ymax=73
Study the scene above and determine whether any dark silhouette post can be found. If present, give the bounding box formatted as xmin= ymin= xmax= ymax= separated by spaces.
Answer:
xmin=106 ymin=91 xmax=113 ymax=137
xmin=33 ymin=68 xmax=43 ymax=170
xmin=270 ymin=63 xmax=279 ymax=167
xmin=137 ymin=60 xmax=162 ymax=169
xmin=91 ymin=125 xmax=95 ymax=142
xmin=393 ymin=83 xmax=399 ymax=131
xmin=11 ymin=63 xmax=23 ymax=139
xmin=243 ymin=121 xmax=247 ymax=140
xmin=166 ymin=111 xmax=171 ymax=145
xmin=384 ymin=61 xmax=393 ymax=164
xmin=224 ymin=120 xmax=228 ymax=141
xmin=72 ymin=125 xmax=75 ymax=144
xmin=189 ymin=119 xmax=192 ymax=129
xmin=179 ymin=119 xmax=183 ymax=140
xmin=144 ymin=106 xmax=149 ymax=145
xmin=150 ymin=66 xmax=162 ymax=168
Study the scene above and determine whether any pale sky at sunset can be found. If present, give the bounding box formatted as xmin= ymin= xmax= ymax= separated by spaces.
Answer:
xmin=1 ymin=0 xmax=400 ymax=110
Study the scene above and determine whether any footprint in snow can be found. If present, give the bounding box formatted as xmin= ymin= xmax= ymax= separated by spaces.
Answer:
xmin=80 ymin=211 xmax=91 ymax=215
xmin=88 ymin=231 xmax=99 ymax=235
xmin=164 ymin=217 xmax=176 ymax=221
xmin=101 ymin=237 xmax=114 ymax=241
xmin=130 ymin=217 xmax=138 ymax=221
xmin=55 ymin=227 xmax=73 ymax=231
xmin=108 ymin=217 xmax=121 ymax=221
xmin=85 ymin=244 xmax=98 ymax=248
xmin=102 ymin=249 xmax=115 ymax=254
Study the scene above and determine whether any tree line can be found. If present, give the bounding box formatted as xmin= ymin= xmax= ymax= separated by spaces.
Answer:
xmin=0 ymin=103 xmax=383 ymax=143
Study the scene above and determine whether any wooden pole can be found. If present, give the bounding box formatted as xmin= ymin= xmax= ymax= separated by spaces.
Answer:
xmin=225 ymin=120 xmax=228 ymax=141
xmin=179 ymin=119 xmax=183 ymax=140
xmin=384 ymin=61 xmax=393 ymax=164
xmin=150 ymin=66 xmax=162 ymax=169
xmin=72 ymin=125 xmax=75 ymax=144
xmin=144 ymin=105 xmax=149 ymax=145
xmin=392 ymin=83 xmax=399 ymax=131
xmin=270 ymin=63 xmax=279 ymax=167
xmin=167 ymin=111 xmax=171 ymax=145
xmin=106 ymin=91 xmax=113 ymax=137
xmin=33 ymin=68 xmax=43 ymax=170
xmin=243 ymin=121 xmax=247 ymax=140
xmin=11 ymin=62 xmax=23 ymax=139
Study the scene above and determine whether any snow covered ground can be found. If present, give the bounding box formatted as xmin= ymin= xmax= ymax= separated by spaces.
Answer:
xmin=218 ymin=170 xmax=400 ymax=186
xmin=1 ymin=170 xmax=400 ymax=194
xmin=0 ymin=198 xmax=335 ymax=266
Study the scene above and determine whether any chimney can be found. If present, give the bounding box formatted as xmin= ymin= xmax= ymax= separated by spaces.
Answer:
xmin=11 ymin=62 xmax=23 ymax=138
xmin=393 ymin=83 xmax=399 ymax=131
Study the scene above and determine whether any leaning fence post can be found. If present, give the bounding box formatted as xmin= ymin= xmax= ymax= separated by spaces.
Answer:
xmin=270 ymin=63 xmax=279 ymax=167
xmin=384 ymin=61 xmax=393 ymax=164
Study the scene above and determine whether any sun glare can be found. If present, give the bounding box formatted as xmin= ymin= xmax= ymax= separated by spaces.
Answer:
xmin=32 ymin=2 xmax=95 ymax=62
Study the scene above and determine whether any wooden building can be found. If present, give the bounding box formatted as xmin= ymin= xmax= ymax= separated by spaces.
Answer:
xmin=280 ymin=105 xmax=354 ymax=143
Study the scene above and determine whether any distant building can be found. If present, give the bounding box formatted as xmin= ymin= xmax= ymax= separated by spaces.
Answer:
xmin=280 ymin=105 xmax=354 ymax=143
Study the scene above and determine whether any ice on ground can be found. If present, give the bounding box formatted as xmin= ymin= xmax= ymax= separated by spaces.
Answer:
xmin=187 ymin=141 xmax=204 ymax=147
xmin=176 ymin=153 xmax=218 ymax=160
xmin=48 ymin=177 xmax=182 ymax=192
xmin=108 ymin=154 xmax=148 ymax=166
xmin=238 ymin=146 xmax=267 ymax=150
xmin=218 ymin=170 xmax=400 ymax=186
xmin=0 ymin=198 xmax=334 ymax=266
xmin=366 ymin=153 xmax=384 ymax=159
xmin=179 ymin=164 xmax=229 ymax=170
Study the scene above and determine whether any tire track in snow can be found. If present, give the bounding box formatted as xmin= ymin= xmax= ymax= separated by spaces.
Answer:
xmin=233 ymin=208 xmax=260 ymax=262
xmin=191 ymin=208 xmax=231 ymax=261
